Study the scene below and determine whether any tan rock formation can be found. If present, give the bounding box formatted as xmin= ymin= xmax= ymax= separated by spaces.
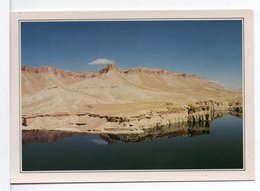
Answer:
xmin=21 ymin=65 xmax=99 ymax=96
xmin=21 ymin=64 xmax=242 ymax=134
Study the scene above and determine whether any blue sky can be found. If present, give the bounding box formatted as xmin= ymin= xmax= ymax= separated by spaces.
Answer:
xmin=21 ymin=20 xmax=242 ymax=89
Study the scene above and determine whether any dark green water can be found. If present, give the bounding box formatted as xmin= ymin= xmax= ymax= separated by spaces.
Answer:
xmin=22 ymin=115 xmax=243 ymax=171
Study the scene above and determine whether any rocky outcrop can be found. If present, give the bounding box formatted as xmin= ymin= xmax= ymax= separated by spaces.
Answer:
xmin=227 ymin=101 xmax=243 ymax=113
xmin=21 ymin=98 xmax=242 ymax=135
xmin=99 ymin=64 xmax=119 ymax=74
xmin=22 ymin=65 xmax=100 ymax=95
xmin=99 ymin=64 xmax=180 ymax=79
xmin=97 ymin=64 xmax=203 ymax=80
xmin=123 ymin=67 xmax=173 ymax=75
xmin=22 ymin=65 xmax=99 ymax=78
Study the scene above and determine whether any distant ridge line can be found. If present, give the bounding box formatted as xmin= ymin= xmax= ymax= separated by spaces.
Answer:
xmin=22 ymin=64 xmax=206 ymax=80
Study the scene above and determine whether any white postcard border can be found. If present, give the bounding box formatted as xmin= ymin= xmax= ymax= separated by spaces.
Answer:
xmin=10 ymin=10 xmax=254 ymax=184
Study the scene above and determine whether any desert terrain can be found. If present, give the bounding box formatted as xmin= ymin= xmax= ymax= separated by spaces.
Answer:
xmin=21 ymin=64 xmax=242 ymax=135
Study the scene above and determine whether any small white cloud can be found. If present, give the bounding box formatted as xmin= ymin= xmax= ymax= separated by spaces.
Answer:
xmin=88 ymin=58 xmax=116 ymax=65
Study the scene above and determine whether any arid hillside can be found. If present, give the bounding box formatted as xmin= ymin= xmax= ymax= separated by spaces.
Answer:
xmin=21 ymin=64 xmax=242 ymax=134
xmin=21 ymin=65 xmax=99 ymax=96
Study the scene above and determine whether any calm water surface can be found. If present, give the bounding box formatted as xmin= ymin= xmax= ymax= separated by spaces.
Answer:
xmin=22 ymin=115 xmax=243 ymax=171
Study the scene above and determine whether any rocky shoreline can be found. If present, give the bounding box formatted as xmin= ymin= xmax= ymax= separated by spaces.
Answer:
xmin=22 ymin=120 xmax=211 ymax=145
xmin=22 ymin=99 xmax=242 ymax=135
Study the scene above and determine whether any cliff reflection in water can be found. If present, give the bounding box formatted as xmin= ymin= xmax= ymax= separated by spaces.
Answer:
xmin=22 ymin=120 xmax=212 ymax=145
xmin=22 ymin=130 xmax=80 ymax=145
xmin=107 ymin=120 xmax=210 ymax=143
xmin=106 ymin=111 xmax=233 ymax=143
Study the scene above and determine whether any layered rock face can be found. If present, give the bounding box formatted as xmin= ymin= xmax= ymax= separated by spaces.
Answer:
xmin=21 ymin=64 xmax=242 ymax=134
xmin=22 ymin=65 xmax=99 ymax=96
